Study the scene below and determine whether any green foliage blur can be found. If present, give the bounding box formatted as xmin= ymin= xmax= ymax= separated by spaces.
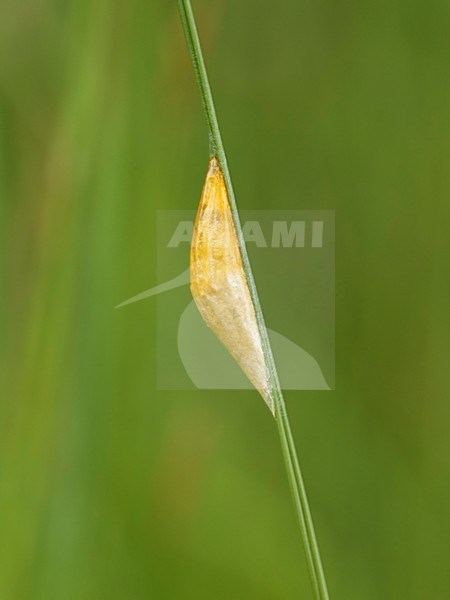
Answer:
xmin=1 ymin=1 xmax=449 ymax=598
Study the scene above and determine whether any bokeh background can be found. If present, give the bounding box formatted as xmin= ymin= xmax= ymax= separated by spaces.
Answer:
xmin=1 ymin=1 xmax=449 ymax=598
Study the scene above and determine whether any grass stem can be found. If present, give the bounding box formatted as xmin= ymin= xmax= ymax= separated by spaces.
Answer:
xmin=177 ymin=1 xmax=330 ymax=597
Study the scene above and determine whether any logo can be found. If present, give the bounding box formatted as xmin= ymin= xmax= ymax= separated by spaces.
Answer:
xmin=117 ymin=210 xmax=335 ymax=392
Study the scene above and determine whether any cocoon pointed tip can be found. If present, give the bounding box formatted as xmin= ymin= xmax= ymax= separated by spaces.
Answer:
xmin=190 ymin=157 xmax=274 ymax=415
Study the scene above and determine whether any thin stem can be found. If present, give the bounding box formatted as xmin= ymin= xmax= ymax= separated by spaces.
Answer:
xmin=276 ymin=394 xmax=330 ymax=599
xmin=177 ymin=1 xmax=330 ymax=598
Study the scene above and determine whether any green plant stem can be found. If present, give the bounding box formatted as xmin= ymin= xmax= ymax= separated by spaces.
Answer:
xmin=177 ymin=2 xmax=330 ymax=598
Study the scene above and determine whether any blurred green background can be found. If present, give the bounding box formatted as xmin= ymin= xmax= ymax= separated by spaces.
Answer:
xmin=1 ymin=1 xmax=449 ymax=598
